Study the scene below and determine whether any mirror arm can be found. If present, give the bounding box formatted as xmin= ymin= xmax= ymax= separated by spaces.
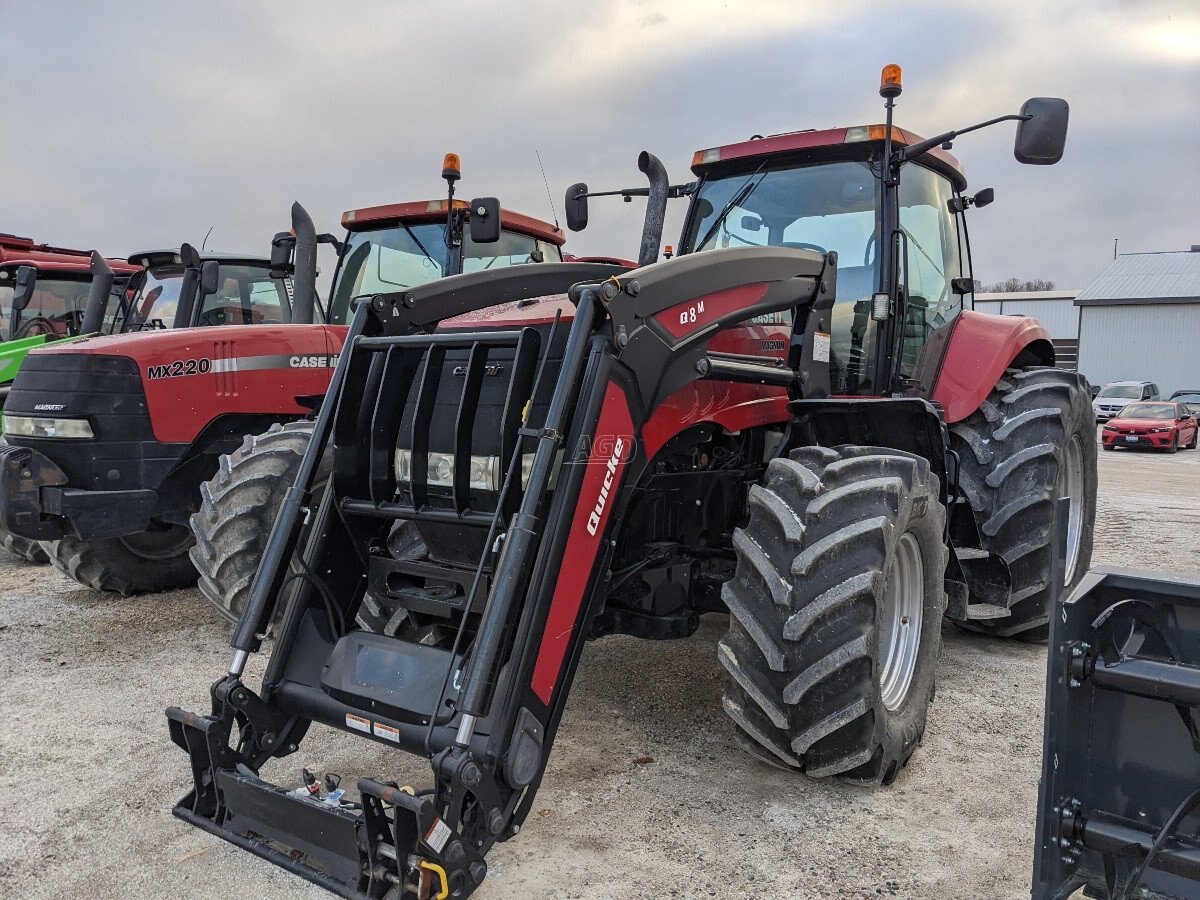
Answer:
xmin=900 ymin=114 xmax=1030 ymax=162
xmin=575 ymin=183 xmax=693 ymax=202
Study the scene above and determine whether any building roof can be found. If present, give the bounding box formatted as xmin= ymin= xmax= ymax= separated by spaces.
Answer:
xmin=975 ymin=290 xmax=1078 ymax=303
xmin=1074 ymin=249 xmax=1200 ymax=307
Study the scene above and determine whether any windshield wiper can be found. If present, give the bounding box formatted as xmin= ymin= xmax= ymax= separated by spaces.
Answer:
xmin=694 ymin=162 xmax=767 ymax=252
xmin=398 ymin=220 xmax=439 ymax=272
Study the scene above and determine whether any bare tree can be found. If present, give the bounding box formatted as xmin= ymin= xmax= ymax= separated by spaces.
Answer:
xmin=983 ymin=277 xmax=1057 ymax=292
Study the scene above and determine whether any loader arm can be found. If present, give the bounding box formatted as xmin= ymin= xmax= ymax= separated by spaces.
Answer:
xmin=167 ymin=247 xmax=833 ymax=899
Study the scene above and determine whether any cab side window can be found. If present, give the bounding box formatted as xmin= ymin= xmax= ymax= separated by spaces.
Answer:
xmin=897 ymin=164 xmax=964 ymax=380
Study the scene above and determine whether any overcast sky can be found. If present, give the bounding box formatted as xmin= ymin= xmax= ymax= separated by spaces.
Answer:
xmin=2 ymin=0 xmax=1197 ymax=289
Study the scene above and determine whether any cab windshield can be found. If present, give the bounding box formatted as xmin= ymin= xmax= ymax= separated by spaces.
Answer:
xmin=683 ymin=160 xmax=879 ymax=391
xmin=683 ymin=159 xmax=964 ymax=393
xmin=120 ymin=263 xmax=291 ymax=330
xmin=0 ymin=271 xmax=93 ymax=339
xmin=329 ymin=220 xmax=561 ymax=324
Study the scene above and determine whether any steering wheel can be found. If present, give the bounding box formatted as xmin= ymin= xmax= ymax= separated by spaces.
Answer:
xmin=57 ymin=309 xmax=87 ymax=335
xmin=14 ymin=316 xmax=57 ymax=339
xmin=781 ymin=241 xmax=827 ymax=254
xmin=197 ymin=308 xmax=226 ymax=327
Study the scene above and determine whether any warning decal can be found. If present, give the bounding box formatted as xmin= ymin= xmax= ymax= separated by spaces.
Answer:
xmin=373 ymin=722 xmax=401 ymax=743
xmin=424 ymin=817 xmax=452 ymax=853
xmin=812 ymin=331 xmax=831 ymax=363
xmin=345 ymin=713 xmax=371 ymax=733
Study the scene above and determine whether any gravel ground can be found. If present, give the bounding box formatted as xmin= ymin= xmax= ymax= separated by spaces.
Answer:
xmin=2 ymin=438 xmax=1198 ymax=900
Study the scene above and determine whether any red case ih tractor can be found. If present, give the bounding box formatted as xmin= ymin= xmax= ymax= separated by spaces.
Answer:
xmin=0 ymin=165 xmax=571 ymax=600
xmin=0 ymin=232 xmax=314 ymax=589
xmin=166 ymin=69 xmax=1095 ymax=899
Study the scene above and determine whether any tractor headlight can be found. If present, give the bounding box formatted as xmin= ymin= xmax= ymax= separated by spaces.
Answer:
xmin=2 ymin=415 xmax=94 ymax=439
xmin=395 ymin=449 xmax=500 ymax=491
xmin=394 ymin=449 xmax=562 ymax=492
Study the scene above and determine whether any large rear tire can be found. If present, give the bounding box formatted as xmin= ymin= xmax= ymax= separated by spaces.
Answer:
xmin=189 ymin=420 xmax=325 ymax=622
xmin=948 ymin=367 xmax=1097 ymax=640
xmin=48 ymin=525 xmax=197 ymax=594
xmin=719 ymin=445 xmax=947 ymax=785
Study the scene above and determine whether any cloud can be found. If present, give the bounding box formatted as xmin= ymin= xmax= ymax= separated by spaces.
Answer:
xmin=2 ymin=0 xmax=1196 ymax=289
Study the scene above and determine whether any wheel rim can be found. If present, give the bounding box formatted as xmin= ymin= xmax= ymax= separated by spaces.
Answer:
xmin=880 ymin=531 xmax=924 ymax=712
xmin=1057 ymin=434 xmax=1085 ymax=584
xmin=119 ymin=524 xmax=194 ymax=560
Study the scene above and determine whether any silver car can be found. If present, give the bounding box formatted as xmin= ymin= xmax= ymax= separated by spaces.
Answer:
xmin=1093 ymin=380 xmax=1160 ymax=421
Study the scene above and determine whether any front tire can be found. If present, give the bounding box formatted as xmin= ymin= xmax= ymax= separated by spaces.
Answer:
xmin=719 ymin=445 xmax=947 ymax=785
xmin=189 ymin=420 xmax=325 ymax=622
xmin=948 ymin=367 xmax=1097 ymax=640
xmin=48 ymin=525 xmax=197 ymax=594
xmin=0 ymin=436 xmax=49 ymax=564
xmin=0 ymin=530 xmax=50 ymax=564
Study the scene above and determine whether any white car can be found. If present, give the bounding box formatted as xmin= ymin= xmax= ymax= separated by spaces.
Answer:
xmin=1093 ymin=380 xmax=1160 ymax=421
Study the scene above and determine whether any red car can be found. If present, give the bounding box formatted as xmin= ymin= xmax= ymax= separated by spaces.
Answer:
xmin=1101 ymin=401 xmax=1199 ymax=452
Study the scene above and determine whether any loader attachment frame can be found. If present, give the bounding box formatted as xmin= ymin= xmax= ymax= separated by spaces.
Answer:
xmin=167 ymin=246 xmax=834 ymax=898
xmin=1034 ymin=566 xmax=1200 ymax=900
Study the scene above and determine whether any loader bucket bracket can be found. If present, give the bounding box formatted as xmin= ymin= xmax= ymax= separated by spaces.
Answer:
xmin=1034 ymin=567 xmax=1200 ymax=899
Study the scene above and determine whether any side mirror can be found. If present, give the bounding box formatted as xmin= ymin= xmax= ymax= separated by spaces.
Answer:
xmin=270 ymin=231 xmax=295 ymax=276
xmin=468 ymin=197 xmax=501 ymax=244
xmin=199 ymin=260 xmax=221 ymax=296
xmin=565 ymin=183 xmax=589 ymax=232
xmin=1015 ymin=97 xmax=1069 ymax=165
xmin=973 ymin=187 xmax=995 ymax=208
xmin=11 ymin=265 xmax=37 ymax=312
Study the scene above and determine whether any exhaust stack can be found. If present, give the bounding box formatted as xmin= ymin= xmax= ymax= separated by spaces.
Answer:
xmin=80 ymin=252 xmax=115 ymax=335
xmin=637 ymin=151 xmax=669 ymax=267
xmin=289 ymin=202 xmax=318 ymax=324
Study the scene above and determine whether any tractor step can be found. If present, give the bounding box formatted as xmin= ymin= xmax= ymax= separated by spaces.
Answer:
xmin=321 ymin=631 xmax=463 ymax=728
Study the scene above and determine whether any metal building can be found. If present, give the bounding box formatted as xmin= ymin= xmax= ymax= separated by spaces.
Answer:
xmin=974 ymin=290 xmax=1080 ymax=369
xmin=1074 ymin=248 xmax=1200 ymax=397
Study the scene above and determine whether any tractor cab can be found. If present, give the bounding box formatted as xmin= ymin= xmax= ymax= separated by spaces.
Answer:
xmin=118 ymin=246 xmax=296 ymax=332
xmin=328 ymin=155 xmax=565 ymax=324
xmin=678 ymin=69 xmax=1066 ymax=398
xmin=568 ymin=66 xmax=1068 ymax=400
xmin=0 ymin=234 xmax=141 ymax=342
xmin=680 ymin=125 xmax=971 ymax=395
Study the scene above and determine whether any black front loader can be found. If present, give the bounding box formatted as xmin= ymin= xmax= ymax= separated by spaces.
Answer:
xmin=167 ymin=248 xmax=835 ymax=898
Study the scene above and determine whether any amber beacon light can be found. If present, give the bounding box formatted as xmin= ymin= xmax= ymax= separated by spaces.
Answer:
xmin=879 ymin=64 xmax=903 ymax=98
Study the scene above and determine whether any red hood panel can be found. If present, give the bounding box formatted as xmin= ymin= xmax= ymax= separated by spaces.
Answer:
xmin=36 ymin=324 xmax=349 ymax=444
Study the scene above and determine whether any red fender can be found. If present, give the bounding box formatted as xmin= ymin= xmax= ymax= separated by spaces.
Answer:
xmin=931 ymin=310 xmax=1056 ymax=423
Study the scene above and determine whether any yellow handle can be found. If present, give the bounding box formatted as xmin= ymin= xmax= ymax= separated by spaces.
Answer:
xmin=418 ymin=860 xmax=450 ymax=900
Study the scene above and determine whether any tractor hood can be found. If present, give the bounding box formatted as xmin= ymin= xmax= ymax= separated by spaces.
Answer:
xmin=16 ymin=324 xmax=348 ymax=444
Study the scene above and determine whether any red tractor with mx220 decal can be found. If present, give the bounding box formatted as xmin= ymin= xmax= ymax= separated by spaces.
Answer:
xmin=0 ymin=160 xmax=572 ymax=598
xmin=166 ymin=67 xmax=1095 ymax=899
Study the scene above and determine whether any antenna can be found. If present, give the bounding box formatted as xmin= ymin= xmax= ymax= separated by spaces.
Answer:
xmin=201 ymin=225 xmax=214 ymax=251
xmin=535 ymin=149 xmax=560 ymax=230
xmin=1113 ymin=237 xmax=1118 ymax=260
